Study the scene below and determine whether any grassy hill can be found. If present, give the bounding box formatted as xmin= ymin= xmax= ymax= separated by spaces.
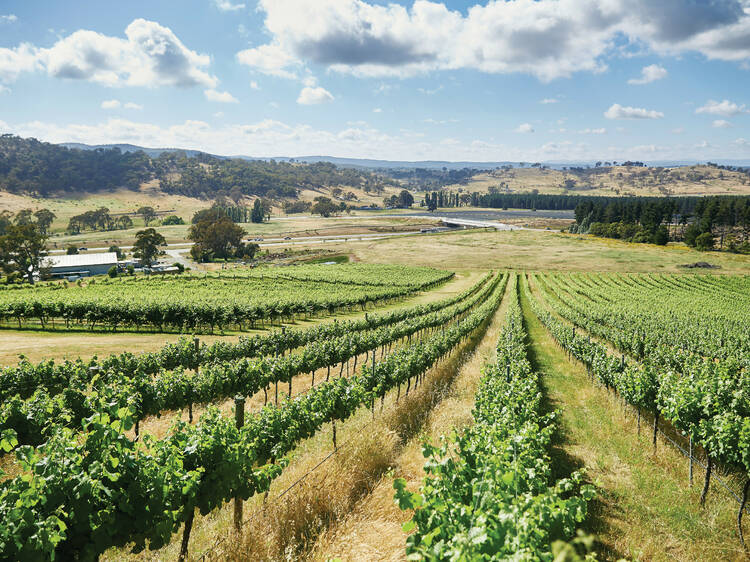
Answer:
xmin=444 ymin=164 xmax=750 ymax=197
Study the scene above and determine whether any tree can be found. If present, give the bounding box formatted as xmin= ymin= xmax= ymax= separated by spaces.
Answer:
xmin=133 ymin=228 xmax=166 ymax=266
xmin=398 ymin=190 xmax=414 ymax=208
xmin=116 ymin=215 xmax=133 ymax=230
xmin=162 ymin=215 xmax=185 ymax=226
xmin=34 ymin=209 xmax=56 ymax=235
xmin=0 ymin=211 xmax=12 ymax=236
xmin=108 ymin=245 xmax=125 ymax=260
xmin=137 ymin=206 xmax=157 ymax=226
xmin=695 ymin=231 xmax=715 ymax=251
xmin=188 ymin=214 xmax=247 ymax=262
xmin=312 ymin=197 xmax=339 ymax=217
xmin=0 ymin=223 xmax=48 ymax=284
xmin=66 ymin=245 xmax=79 ymax=255
xmin=237 ymin=242 xmax=260 ymax=260
xmin=251 ymin=199 xmax=265 ymax=223
xmin=14 ymin=209 xmax=34 ymax=225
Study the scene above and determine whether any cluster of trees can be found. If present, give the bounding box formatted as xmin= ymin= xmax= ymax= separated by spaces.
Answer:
xmin=423 ymin=191 xmax=474 ymax=210
xmin=188 ymin=209 xmax=258 ymax=262
xmin=67 ymin=208 xmax=133 ymax=234
xmin=0 ymin=135 xmax=152 ymax=196
xmin=383 ymin=190 xmax=415 ymax=209
xmin=190 ymin=199 xmax=271 ymax=225
xmin=0 ymin=135 xmax=397 ymax=200
xmin=311 ymin=196 xmax=346 ymax=217
xmin=572 ymin=195 xmax=750 ymax=251
xmin=282 ymin=200 xmax=312 ymax=214
xmin=384 ymin=167 xmax=481 ymax=189
xmin=155 ymin=154 xmax=394 ymax=199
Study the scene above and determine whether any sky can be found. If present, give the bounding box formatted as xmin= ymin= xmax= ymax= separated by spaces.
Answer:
xmin=1 ymin=0 xmax=750 ymax=163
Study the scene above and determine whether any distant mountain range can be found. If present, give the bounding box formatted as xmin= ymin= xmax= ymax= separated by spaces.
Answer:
xmin=60 ymin=142 xmax=750 ymax=170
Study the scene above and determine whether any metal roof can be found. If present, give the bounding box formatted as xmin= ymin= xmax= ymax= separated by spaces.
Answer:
xmin=43 ymin=252 xmax=119 ymax=269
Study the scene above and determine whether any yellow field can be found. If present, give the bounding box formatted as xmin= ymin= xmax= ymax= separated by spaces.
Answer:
xmin=444 ymin=164 xmax=750 ymax=197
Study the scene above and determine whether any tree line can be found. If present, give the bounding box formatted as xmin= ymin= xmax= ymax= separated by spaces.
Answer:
xmin=0 ymin=135 xmax=397 ymax=199
xmin=570 ymin=195 xmax=750 ymax=251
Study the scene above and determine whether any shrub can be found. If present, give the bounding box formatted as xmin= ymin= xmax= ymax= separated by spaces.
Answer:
xmin=695 ymin=232 xmax=715 ymax=251
xmin=107 ymin=266 xmax=118 ymax=278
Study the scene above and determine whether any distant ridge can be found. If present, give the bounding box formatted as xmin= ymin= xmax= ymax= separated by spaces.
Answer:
xmin=57 ymin=142 xmax=750 ymax=170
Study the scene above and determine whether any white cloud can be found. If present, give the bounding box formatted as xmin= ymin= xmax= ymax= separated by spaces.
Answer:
xmin=0 ymin=44 xmax=41 ymax=83
xmin=672 ymin=127 xmax=685 ymax=134
xmin=696 ymin=99 xmax=747 ymax=117
xmin=213 ymin=111 xmax=225 ymax=118
xmin=580 ymin=128 xmax=607 ymax=134
xmin=372 ymin=107 xmax=383 ymax=113
xmin=5 ymin=116 xmax=749 ymax=162
xmin=238 ymin=0 xmax=750 ymax=82
xmin=0 ymin=19 xmax=217 ymax=88
xmin=204 ymin=88 xmax=239 ymax=103
xmin=250 ymin=80 xmax=259 ymax=90
xmin=423 ymin=118 xmax=458 ymax=124
xmin=236 ymin=43 xmax=299 ymax=79
xmin=0 ymin=14 xmax=17 ymax=24
xmin=102 ymin=99 xmax=143 ymax=110
xmin=733 ymin=138 xmax=748 ymax=146
xmin=604 ymin=103 xmax=664 ymax=119
xmin=515 ymin=123 xmax=534 ymax=133
xmin=297 ymin=85 xmax=334 ymax=105
xmin=418 ymin=85 xmax=443 ymax=95
xmin=627 ymin=64 xmax=667 ymax=84
xmin=712 ymin=119 xmax=732 ymax=128
xmin=214 ymin=0 xmax=245 ymax=11
xmin=540 ymin=98 xmax=558 ymax=104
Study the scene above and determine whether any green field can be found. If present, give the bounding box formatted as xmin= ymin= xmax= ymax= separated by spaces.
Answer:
xmin=1 ymin=222 xmax=749 ymax=562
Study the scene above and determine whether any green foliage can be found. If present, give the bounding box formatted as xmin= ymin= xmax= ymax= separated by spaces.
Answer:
xmin=0 ymin=219 xmax=48 ymax=283
xmin=695 ymin=231 xmax=715 ymax=251
xmin=161 ymin=215 xmax=185 ymax=226
xmin=107 ymin=266 xmax=118 ymax=278
xmin=0 ymin=135 xmax=397 ymax=199
xmin=530 ymin=271 xmax=750 ymax=483
xmin=0 ymin=264 xmax=452 ymax=332
xmin=395 ymin=276 xmax=594 ymax=560
xmin=0 ymin=273 xmax=502 ymax=559
xmin=108 ymin=245 xmax=125 ymax=260
xmin=133 ymin=228 xmax=166 ymax=266
xmin=66 ymin=245 xmax=79 ymax=255
xmin=312 ymin=196 xmax=341 ymax=217
xmin=188 ymin=213 xmax=247 ymax=262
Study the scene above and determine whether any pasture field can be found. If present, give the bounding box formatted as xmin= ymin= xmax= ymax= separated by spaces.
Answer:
xmin=446 ymin=164 xmax=750 ymax=198
xmin=1 ymin=227 xmax=750 ymax=561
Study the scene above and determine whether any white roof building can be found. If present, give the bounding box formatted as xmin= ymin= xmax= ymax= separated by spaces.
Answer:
xmin=42 ymin=252 xmax=119 ymax=277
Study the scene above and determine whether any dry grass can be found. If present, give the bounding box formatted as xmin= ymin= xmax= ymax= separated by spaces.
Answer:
xmin=307 ymin=279 xmax=512 ymax=562
xmin=343 ymin=229 xmax=750 ymax=274
xmin=444 ymin=165 xmax=750 ymax=198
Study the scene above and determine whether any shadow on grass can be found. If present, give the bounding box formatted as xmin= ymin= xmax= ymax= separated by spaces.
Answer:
xmin=519 ymin=280 xmax=627 ymax=562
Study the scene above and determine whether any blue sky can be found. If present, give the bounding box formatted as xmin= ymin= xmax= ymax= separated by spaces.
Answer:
xmin=1 ymin=0 xmax=750 ymax=162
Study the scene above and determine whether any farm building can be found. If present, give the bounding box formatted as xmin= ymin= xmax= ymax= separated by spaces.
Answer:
xmin=42 ymin=252 xmax=119 ymax=278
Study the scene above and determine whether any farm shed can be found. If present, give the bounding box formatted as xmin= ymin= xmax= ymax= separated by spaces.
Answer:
xmin=42 ymin=252 xmax=119 ymax=278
